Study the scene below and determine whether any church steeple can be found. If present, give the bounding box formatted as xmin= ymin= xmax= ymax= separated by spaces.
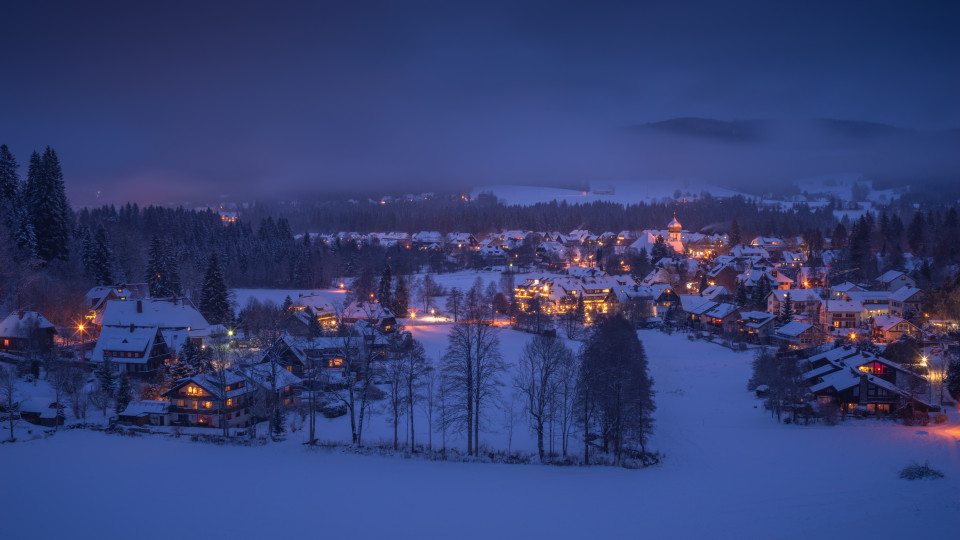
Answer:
xmin=668 ymin=213 xmax=682 ymax=243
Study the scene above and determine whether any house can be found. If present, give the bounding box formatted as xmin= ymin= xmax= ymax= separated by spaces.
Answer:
xmin=162 ymin=370 xmax=256 ymax=428
xmin=117 ymin=400 xmax=171 ymax=426
xmin=261 ymin=332 xmax=310 ymax=377
xmin=701 ymin=303 xmax=740 ymax=335
xmin=773 ymin=321 xmax=818 ymax=349
xmin=97 ymin=298 xmax=210 ymax=343
xmin=445 ymin=232 xmax=477 ymax=249
xmin=412 ymin=231 xmax=444 ymax=248
xmin=843 ymin=291 xmax=891 ymax=317
xmin=820 ymin=299 xmax=864 ymax=331
xmin=888 ymin=287 xmax=923 ymax=319
xmin=0 ymin=311 xmax=56 ymax=354
xmin=737 ymin=311 xmax=777 ymax=343
xmin=876 ymin=270 xmax=916 ymax=292
xmin=766 ymin=289 xmax=824 ymax=318
xmin=869 ymin=315 xmax=920 ymax=344
xmin=243 ymin=361 xmax=303 ymax=409
xmin=802 ymin=347 xmax=932 ymax=415
xmin=83 ymin=283 xmax=150 ymax=321
xmin=90 ymin=325 xmax=172 ymax=376
xmin=18 ymin=399 xmax=64 ymax=427
xmin=341 ymin=301 xmax=396 ymax=332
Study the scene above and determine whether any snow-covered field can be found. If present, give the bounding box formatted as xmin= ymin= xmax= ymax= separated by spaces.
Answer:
xmin=2 ymin=329 xmax=958 ymax=539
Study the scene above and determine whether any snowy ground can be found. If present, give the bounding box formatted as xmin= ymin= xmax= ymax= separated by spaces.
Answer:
xmin=2 ymin=329 xmax=958 ymax=539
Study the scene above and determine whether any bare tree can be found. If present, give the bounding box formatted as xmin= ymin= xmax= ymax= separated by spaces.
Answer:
xmin=403 ymin=340 xmax=429 ymax=450
xmin=516 ymin=333 xmax=574 ymax=461
xmin=421 ymin=360 xmax=438 ymax=452
xmin=0 ymin=367 xmax=19 ymax=441
xmin=384 ymin=337 xmax=406 ymax=450
xmin=46 ymin=358 xmax=71 ymax=431
xmin=441 ymin=279 xmax=504 ymax=455
xmin=65 ymin=366 xmax=90 ymax=423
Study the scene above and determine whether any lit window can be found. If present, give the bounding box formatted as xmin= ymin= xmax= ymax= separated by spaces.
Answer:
xmin=186 ymin=386 xmax=201 ymax=395
xmin=203 ymin=401 xmax=213 ymax=409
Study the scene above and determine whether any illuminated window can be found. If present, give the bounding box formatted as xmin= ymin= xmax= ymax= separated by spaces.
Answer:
xmin=203 ymin=401 xmax=213 ymax=409
xmin=226 ymin=398 xmax=233 ymax=406
xmin=186 ymin=386 xmax=201 ymax=395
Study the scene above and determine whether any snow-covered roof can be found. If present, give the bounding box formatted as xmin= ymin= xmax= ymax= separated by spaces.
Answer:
xmin=0 ymin=311 xmax=55 ymax=338
xmin=822 ymin=300 xmax=863 ymax=313
xmin=91 ymin=326 xmax=162 ymax=364
xmin=877 ymin=270 xmax=906 ymax=284
xmin=244 ymin=361 xmax=303 ymax=389
xmin=889 ymin=287 xmax=922 ymax=302
xmin=119 ymin=400 xmax=170 ymax=417
xmin=99 ymin=298 xmax=209 ymax=331
xmin=776 ymin=321 xmax=813 ymax=338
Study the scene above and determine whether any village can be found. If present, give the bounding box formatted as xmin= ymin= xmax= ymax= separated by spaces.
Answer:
xmin=2 ymin=213 xmax=957 ymax=436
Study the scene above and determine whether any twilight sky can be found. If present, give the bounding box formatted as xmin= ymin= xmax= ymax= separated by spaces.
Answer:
xmin=2 ymin=0 xmax=958 ymax=205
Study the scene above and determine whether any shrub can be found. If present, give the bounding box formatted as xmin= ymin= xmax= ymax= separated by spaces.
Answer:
xmin=320 ymin=403 xmax=348 ymax=418
xmin=932 ymin=413 xmax=948 ymax=425
xmin=899 ymin=462 xmax=945 ymax=480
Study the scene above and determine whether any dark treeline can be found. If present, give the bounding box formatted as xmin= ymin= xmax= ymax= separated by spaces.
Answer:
xmin=246 ymin=194 xmax=840 ymax=238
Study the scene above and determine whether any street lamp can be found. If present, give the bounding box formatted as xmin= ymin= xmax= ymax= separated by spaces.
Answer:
xmin=77 ymin=324 xmax=85 ymax=360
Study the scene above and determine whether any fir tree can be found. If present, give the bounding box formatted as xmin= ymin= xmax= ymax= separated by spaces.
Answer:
xmin=179 ymin=340 xmax=206 ymax=375
xmin=735 ymin=280 xmax=748 ymax=306
xmin=95 ymin=357 xmax=117 ymax=401
xmin=378 ymin=264 xmax=393 ymax=308
xmin=145 ymin=235 xmax=180 ymax=297
xmin=199 ymin=253 xmax=232 ymax=325
xmin=946 ymin=357 xmax=960 ymax=401
xmin=91 ymin=226 xmax=114 ymax=285
xmin=729 ymin=218 xmax=741 ymax=246
xmin=0 ymin=144 xmax=19 ymax=204
xmin=393 ymin=274 xmax=410 ymax=317
xmin=779 ymin=293 xmax=793 ymax=324
xmin=273 ymin=407 xmax=286 ymax=438
xmin=651 ymin=235 xmax=668 ymax=261
xmin=24 ymin=147 xmax=71 ymax=262
xmin=116 ymin=373 xmax=133 ymax=412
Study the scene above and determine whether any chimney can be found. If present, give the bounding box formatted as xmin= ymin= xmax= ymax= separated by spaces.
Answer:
xmin=130 ymin=323 xmax=135 ymax=333
xmin=137 ymin=300 xmax=142 ymax=313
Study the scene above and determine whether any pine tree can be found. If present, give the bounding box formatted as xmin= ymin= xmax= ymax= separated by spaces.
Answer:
xmin=393 ymin=274 xmax=410 ymax=317
xmin=729 ymin=218 xmax=741 ymax=246
xmin=946 ymin=358 xmax=960 ymax=401
xmin=179 ymin=340 xmax=206 ymax=375
xmin=145 ymin=235 xmax=181 ymax=297
xmin=199 ymin=253 xmax=232 ymax=326
xmin=651 ymin=235 xmax=668 ymax=261
xmin=378 ymin=264 xmax=393 ymax=308
xmin=0 ymin=144 xmax=19 ymax=204
xmin=273 ymin=407 xmax=286 ymax=438
xmin=91 ymin=226 xmax=114 ymax=285
xmin=116 ymin=373 xmax=133 ymax=412
xmin=24 ymin=148 xmax=71 ymax=262
xmin=779 ymin=293 xmax=793 ymax=324
xmin=95 ymin=357 xmax=117 ymax=401
xmin=736 ymin=280 xmax=748 ymax=306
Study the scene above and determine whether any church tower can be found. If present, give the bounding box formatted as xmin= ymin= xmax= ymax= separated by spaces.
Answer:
xmin=668 ymin=214 xmax=682 ymax=244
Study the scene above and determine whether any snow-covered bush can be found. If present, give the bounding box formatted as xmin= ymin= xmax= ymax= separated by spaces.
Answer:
xmin=899 ymin=462 xmax=944 ymax=480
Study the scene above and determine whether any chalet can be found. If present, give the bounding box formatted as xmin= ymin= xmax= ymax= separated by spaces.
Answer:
xmin=97 ymin=297 xmax=210 ymax=343
xmin=701 ymin=303 xmax=740 ymax=335
xmin=740 ymin=266 xmax=793 ymax=290
xmin=820 ymin=299 xmax=864 ymax=331
xmin=0 ymin=311 xmax=56 ymax=354
xmin=843 ymin=291 xmax=890 ymax=317
xmin=83 ymin=283 xmax=150 ymax=321
xmin=243 ymin=361 xmax=303 ymax=409
xmin=445 ymin=232 xmax=477 ymax=249
xmin=766 ymin=289 xmax=824 ymax=318
xmin=18 ymin=399 xmax=64 ymax=427
xmin=888 ymin=287 xmax=923 ymax=319
xmin=780 ymin=250 xmax=807 ymax=268
xmin=162 ymin=370 xmax=256 ymax=428
xmin=412 ymin=231 xmax=444 ymax=248
xmin=876 ymin=270 xmax=916 ymax=292
xmin=869 ymin=315 xmax=920 ymax=344
xmin=91 ymin=325 xmax=171 ymax=376
xmin=705 ymin=264 xmax=740 ymax=292
xmin=117 ymin=400 xmax=171 ymax=426
xmin=737 ymin=311 xmax=777 ymax=343
xmin=797 ymin=267 xmax=828 ymax=289
xmin=341 ymin=301 xmax=396 ymax=333
xmin=802 ymin=347 xmax=932 ymax=415
xmin=261 ymin=332 xmax=310 ymax=377
xmin=773 ymin=321 xmax=817 ymax=350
